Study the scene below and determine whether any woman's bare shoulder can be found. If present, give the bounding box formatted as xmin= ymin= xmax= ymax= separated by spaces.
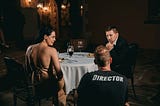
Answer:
xmin=44 ymin=46 xmax=57 ymax=54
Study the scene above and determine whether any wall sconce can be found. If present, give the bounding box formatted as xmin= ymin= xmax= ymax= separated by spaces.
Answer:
xmin=43 ymin=6 xmax=50 ymax=15
xmin=37 ymin=1 xmax=51 ymax=15
xmin=37 ymin=3 xmax=43 ymax=9
xmin=80 ymin=5 xmax=83 ymax=16
xmin=43 ymin=7 xmax=48 ymax=11
xmin=20 ymin=0 xmax=58 ymax=36
xmin=80 ymin=5 xmax=83 ymax=9
xmin=28 ymin=0 xmax=32 ymax=4
xmin=61 ymin=4 xmax=67 ymax=10
xmin=61 ymin=0 xmax=69 ymax=10
xmin=20 ymin=0 xmax=38 ymax=8
xmin=60 ymin=0 xmax=70 ymax=26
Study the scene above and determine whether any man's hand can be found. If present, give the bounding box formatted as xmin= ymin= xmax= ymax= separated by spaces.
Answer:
xmin=106 ymin=42 xmax=114 ymax=51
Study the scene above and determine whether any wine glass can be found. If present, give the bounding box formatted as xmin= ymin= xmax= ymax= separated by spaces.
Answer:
xmin=67 ymin=45 xmax=74 ymax=57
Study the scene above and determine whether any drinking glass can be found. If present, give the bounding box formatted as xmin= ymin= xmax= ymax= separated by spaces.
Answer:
xmin=67 ymin=45 xmax=74 ymax=57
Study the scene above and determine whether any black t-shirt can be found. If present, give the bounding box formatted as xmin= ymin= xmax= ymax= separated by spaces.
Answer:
xmin=77 ymin=70 xmax=128 ymax=106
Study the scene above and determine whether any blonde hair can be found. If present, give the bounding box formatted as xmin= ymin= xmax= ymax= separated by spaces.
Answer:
xmin=94 ymin=45 xmax=111 ymax=67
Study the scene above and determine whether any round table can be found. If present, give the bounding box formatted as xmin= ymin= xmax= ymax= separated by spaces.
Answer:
xmin=59 ymin=52 xmax=98 ymax=94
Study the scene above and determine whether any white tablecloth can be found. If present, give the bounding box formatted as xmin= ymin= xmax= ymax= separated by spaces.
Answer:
xmin=59 ymin=52 xmax=98 ymax=94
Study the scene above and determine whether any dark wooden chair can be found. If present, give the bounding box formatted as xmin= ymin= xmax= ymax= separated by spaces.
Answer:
xmin=4 ymin=56 xmax=59 ymax=106
xmin=70 ymin=39 xmax=87 ymax=52
xmin=126 ymin=43 xmax=139 ymax=97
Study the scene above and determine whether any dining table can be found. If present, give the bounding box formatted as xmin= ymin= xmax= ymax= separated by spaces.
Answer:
xmin=59 ymin=52 xmax=98 ymax=94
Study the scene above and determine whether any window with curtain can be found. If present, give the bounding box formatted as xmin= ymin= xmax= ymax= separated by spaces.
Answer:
xmin=146 ymin=0 xmax=160 ymax=24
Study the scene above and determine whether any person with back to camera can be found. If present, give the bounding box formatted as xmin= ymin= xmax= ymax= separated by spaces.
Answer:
xmin=104 ymin=25 xmax=129 ymax=77
xmin=25 ymin=26 xmax=66 ymax=106
xmin=77 ymin=45 xmax=129 ymax=106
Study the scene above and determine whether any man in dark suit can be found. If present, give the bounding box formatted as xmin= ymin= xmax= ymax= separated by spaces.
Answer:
xmin=105 ymin=25 xmax=129 ymax=76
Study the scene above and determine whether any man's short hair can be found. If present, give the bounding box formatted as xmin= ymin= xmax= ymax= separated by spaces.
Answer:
xmin=105 ymin=25 xmax=118 ymax=33
xmin=94 ymin=45 xmax=111 ymax=67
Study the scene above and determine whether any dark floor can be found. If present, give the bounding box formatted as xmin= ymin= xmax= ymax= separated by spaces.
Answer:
xmin=0 ymin=45 xmax=160 ymax=106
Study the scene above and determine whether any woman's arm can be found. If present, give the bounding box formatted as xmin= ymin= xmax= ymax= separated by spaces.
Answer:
xmin=50 ymin=47 xmax=64 ymax=89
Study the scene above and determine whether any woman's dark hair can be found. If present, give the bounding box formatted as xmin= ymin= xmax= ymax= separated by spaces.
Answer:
xmin=35 ymin=25 xmax=55 ymax=43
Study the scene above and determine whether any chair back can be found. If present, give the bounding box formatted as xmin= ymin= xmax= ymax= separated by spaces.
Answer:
xmin=4 ymin=56 xmax=59 ymax=105
xmin=70 ymin=39 xmax=87 ymax=52
xmin=127 ymin=43 xmax=139 ymax=78
xmin=126 ymin=43 xmax=138 ymax=97
xmin=4 ymin=57 xmax=27 ymax=86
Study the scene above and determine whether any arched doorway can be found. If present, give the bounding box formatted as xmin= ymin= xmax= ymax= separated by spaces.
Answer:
xmin=20 ymin=0 xmax=59 ymax=38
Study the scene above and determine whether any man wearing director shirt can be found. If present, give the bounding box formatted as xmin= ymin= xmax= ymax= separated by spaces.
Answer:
xmin=77 ymin=45 xmax=129 ymax=106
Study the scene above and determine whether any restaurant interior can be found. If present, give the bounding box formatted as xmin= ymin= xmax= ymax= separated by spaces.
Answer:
xmin=0 ymin=0 xmax=160 ymax=106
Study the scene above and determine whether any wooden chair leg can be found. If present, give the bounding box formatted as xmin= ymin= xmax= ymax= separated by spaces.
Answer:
xmin=52 ymin=96 xmax=59 ymax=106
xmin=27 ymin=85 xmax=35 ymax=106
xmin=38 ymin=99 xmax=41 ymax=106
xmin=13 ymin=94 xmax=17 ymax=106
xmin=131 ymin=77 xmax=136 ymax=98
xmin=53 ymin=84 xmax=59 ymax=106
xmin=73 ymin=89 xmax=78 ymax=106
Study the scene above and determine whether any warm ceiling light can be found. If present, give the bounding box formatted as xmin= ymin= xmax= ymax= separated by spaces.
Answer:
xmin=61 ymin=4 xmax=66 ymax=10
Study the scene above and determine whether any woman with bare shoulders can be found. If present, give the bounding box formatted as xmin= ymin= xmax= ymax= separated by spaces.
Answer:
xmin=25 ymin=26 xmax=66 ymax=106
